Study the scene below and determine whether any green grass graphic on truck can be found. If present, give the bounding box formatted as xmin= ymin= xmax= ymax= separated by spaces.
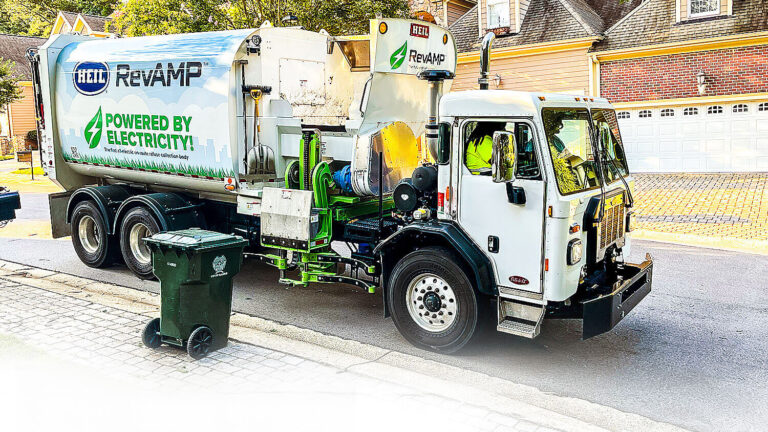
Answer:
xmin=62 ymin=153 xmax=234 ymax=179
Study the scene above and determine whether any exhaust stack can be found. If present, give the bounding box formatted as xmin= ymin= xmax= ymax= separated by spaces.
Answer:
xmin=478 ymin=32 xmax=496 ymax=90
xmin=418 ymin=70 xmax=455 ymax=160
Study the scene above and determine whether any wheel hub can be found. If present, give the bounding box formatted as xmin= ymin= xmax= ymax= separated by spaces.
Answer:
xmin=423 ymin=292 xmax=442 ymax=312
xmin=78 ymin=215 xmax=100 ymax=254
xmin=129 ymin=223 xmax=153 ymax=265
xmin=405 ymin=273 xmax=458 ymax=333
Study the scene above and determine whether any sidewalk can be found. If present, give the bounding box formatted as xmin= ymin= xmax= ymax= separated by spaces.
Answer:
xmin=0 ymin=260 xmax=686 ymax=432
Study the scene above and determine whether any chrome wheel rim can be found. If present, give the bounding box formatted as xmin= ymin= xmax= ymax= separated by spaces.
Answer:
xmin=406 ymin=273 xmax=458 ymax=332
xmin=78 ymin=215 xmax=100 ymax=254
xmin=129 ymin=223 xmax=152 ymax=265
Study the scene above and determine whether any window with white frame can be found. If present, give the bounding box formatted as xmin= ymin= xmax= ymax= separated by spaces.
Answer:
xmin=759 ymin=103 xmax=768 ymax=112
xmin=683 ymin=107 xmax=699 ymax=116
xmin=639 ymin=110 xmax=652 ymax=118
xmin=617 ymin=111 xmax=630 ymax=119
xmin=660 ymin=108 xmax=675 ymax=117
xmin=707 ymin=106 xmax=723 ymax=114
xmin=732 ymin=104 xmax=749 ymax=113
xmin=689 ymin=0 xmax=720 ymax=17
xmin=487 ymin=0 xmax=510 ymax=28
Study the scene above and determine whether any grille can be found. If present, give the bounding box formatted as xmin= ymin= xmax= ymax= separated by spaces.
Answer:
xmin=599 ymin=200 xmax=626 ymax=249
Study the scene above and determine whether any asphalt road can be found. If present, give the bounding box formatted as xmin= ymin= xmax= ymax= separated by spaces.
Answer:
xmin=2 ymin=195 xmax=766 ymax=431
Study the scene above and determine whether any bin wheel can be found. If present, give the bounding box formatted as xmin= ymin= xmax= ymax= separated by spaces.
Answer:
xmin=187 ymin=326 xmax=214 ymax=360
xmin=142 ymin=318 xmax=162 ymax=349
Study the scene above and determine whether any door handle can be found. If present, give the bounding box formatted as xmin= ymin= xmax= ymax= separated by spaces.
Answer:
xmin=506 ymin=183 xmax=526 ymax=205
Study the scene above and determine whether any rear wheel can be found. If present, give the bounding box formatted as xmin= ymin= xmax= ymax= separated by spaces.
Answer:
xmin=120 ymin=207 xmax=161 ymax=279
xmin=70 ymin=200 xmax=119 ymax=268
xmin=389 ymin=247 xmax=479 ymax=353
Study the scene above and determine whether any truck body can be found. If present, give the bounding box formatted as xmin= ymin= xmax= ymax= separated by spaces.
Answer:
xmin=31 ymin=18 xmax=652 ymax=353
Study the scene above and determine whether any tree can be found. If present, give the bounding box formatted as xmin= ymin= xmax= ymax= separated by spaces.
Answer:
xmin=110 ymin=0 xmax=412 ymax=37
xmin=0 ymin=0 xmax=120 ymax=36
xmin=0 ymin=59 xmax=23 ymax=107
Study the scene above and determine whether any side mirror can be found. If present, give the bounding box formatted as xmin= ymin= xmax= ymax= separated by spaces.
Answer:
xmin=435 ymin=123 xmax=451 ymax=165
xmin=492 ymin=131 xmax=517 ymax=183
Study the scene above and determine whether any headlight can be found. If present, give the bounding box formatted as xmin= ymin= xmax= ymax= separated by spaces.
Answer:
xmin=567 ymin=239 xmax=582 ymax=265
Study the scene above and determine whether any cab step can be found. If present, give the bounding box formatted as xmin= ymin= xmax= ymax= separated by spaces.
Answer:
xmin=497 ymin=299 xmax=544 ymax=339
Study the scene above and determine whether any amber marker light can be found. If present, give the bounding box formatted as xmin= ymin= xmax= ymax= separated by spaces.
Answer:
xmin=379 ymin=22 xmax=388 ymax=34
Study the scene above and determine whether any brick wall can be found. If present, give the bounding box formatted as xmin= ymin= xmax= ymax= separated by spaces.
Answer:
xmin=600 ymin=45 xmax=768 ymax=103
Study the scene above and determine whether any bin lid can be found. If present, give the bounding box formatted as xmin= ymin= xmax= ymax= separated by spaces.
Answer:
xmin=145 ymin=229 xmax=247 ymax=251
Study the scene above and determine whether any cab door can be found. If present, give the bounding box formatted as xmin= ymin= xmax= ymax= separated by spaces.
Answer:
xmin=457 ymin=119 xmax=546 ymax=293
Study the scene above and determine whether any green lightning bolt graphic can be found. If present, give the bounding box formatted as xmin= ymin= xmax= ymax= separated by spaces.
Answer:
xmin=84 ymin=106 xmax=103 ymax=149
xmin=390 ymin=42 xmax=408 ymax=69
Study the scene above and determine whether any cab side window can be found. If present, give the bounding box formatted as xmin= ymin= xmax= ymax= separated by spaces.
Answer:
xmin=514 ymin=123 xmax=540 ymax=179
xmin=463 ymin=121 xmax=540 ymax=179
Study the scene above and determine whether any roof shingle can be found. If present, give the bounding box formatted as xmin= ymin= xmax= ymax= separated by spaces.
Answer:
xmin=0 ymin=34 xmax=46 ymax=79
xmin=451 ymin=0 xmax=605 ymax=53
xmin=593 ymin=0 xmax=768 ymax=52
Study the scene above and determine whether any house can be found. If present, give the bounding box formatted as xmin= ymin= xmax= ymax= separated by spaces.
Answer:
xmin=410 ymin=0 xmax=477 ymax=27
xmin=591 ymin=0 xmax=768 ymax=173
xmin=447 ymin=0 xmax=768 ymax=173
xmin=50 ymin=11 xmax=112 ymax=38
xmin=449 ymin=0 xmax=643 ymax=93
xmin=0 ymin=34 xmax=46 ymax=144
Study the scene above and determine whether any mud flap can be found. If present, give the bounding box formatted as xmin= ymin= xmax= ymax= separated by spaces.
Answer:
xmin=49 ymin=191 xmax=73 ymax=238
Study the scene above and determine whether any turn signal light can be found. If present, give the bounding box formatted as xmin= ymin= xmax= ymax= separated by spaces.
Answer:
xmin=569 ymin=223 xmax=581 ymax=234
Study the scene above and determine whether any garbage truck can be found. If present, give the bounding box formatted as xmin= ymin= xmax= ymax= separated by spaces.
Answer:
xmin=30 ymin=18 xmax=652 ymax=353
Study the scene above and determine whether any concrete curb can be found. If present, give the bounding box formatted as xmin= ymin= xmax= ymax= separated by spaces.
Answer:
xmin=0 ymin=260 xmax=689 ymax=432
xmin=632 ymin=230 xmax=768 ymax=255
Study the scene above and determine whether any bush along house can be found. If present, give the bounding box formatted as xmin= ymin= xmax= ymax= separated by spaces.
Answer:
xmin=448 ymin=0 xmax=768 ymax=173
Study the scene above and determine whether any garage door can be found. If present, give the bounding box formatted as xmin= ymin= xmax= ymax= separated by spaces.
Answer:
xmin=617 ymin=100 xmax=768 ymax=172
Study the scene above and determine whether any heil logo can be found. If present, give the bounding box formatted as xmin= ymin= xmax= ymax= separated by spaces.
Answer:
xmin=73 ymin=62 xmax=110 ymax=95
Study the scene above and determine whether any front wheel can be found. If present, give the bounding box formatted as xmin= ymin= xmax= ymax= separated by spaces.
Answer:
xmin=388 ymin=247 xmax=479 ymax=353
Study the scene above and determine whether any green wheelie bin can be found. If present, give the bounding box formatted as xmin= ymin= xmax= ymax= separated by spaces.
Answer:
xmin=141 ymin=229 xmax=248 ymax=359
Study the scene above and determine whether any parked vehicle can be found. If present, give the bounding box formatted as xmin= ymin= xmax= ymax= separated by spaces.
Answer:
xmin=30 ymin=18 xmax=652 ymax=352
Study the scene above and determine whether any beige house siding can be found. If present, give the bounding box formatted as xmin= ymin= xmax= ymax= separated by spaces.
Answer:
xmin=678 ymin=0 xmax=731 ymax=21
xmin=453 ymin=47 xmax=592 ymax=94
xmin=8 ymin=85 xmax=37 ymax=137
xmin=447 ymin=1 xmax=474 ymax=26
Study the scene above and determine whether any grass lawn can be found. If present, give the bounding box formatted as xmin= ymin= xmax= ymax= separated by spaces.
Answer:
xmin=10 ymin=167 xmax=46 ymax=175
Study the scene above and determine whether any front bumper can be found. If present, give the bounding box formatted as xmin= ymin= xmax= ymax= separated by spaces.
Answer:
xmin=582 ymin=253 xmax=653 ymax=339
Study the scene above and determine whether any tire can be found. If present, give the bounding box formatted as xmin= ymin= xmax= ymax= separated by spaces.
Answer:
xmin=142 ymin=318 xmax=162 ymax=349
xmin=388 ymin=247 xmax=479 ymax=353
xmin=119 ymin=207 xmax=161 ymax=279
xmin=70 ymin=200 xmax=120 ymax=268
xmin=187 ymin=326 xmax=214 ymax=360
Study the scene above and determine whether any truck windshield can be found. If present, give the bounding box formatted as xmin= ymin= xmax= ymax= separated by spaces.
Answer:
xmin=591 ymin=108 xmax=630 ymax=184
xmin=542 ymin=108 xmax=600 ymax=195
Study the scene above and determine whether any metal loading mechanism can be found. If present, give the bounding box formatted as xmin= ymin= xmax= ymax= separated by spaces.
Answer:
xmin=255 ymin=129 xmax=393 ymax=293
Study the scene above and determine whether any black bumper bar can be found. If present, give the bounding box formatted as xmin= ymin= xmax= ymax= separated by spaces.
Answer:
xmin=582 ymin=254 xmax=653 ymax=339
